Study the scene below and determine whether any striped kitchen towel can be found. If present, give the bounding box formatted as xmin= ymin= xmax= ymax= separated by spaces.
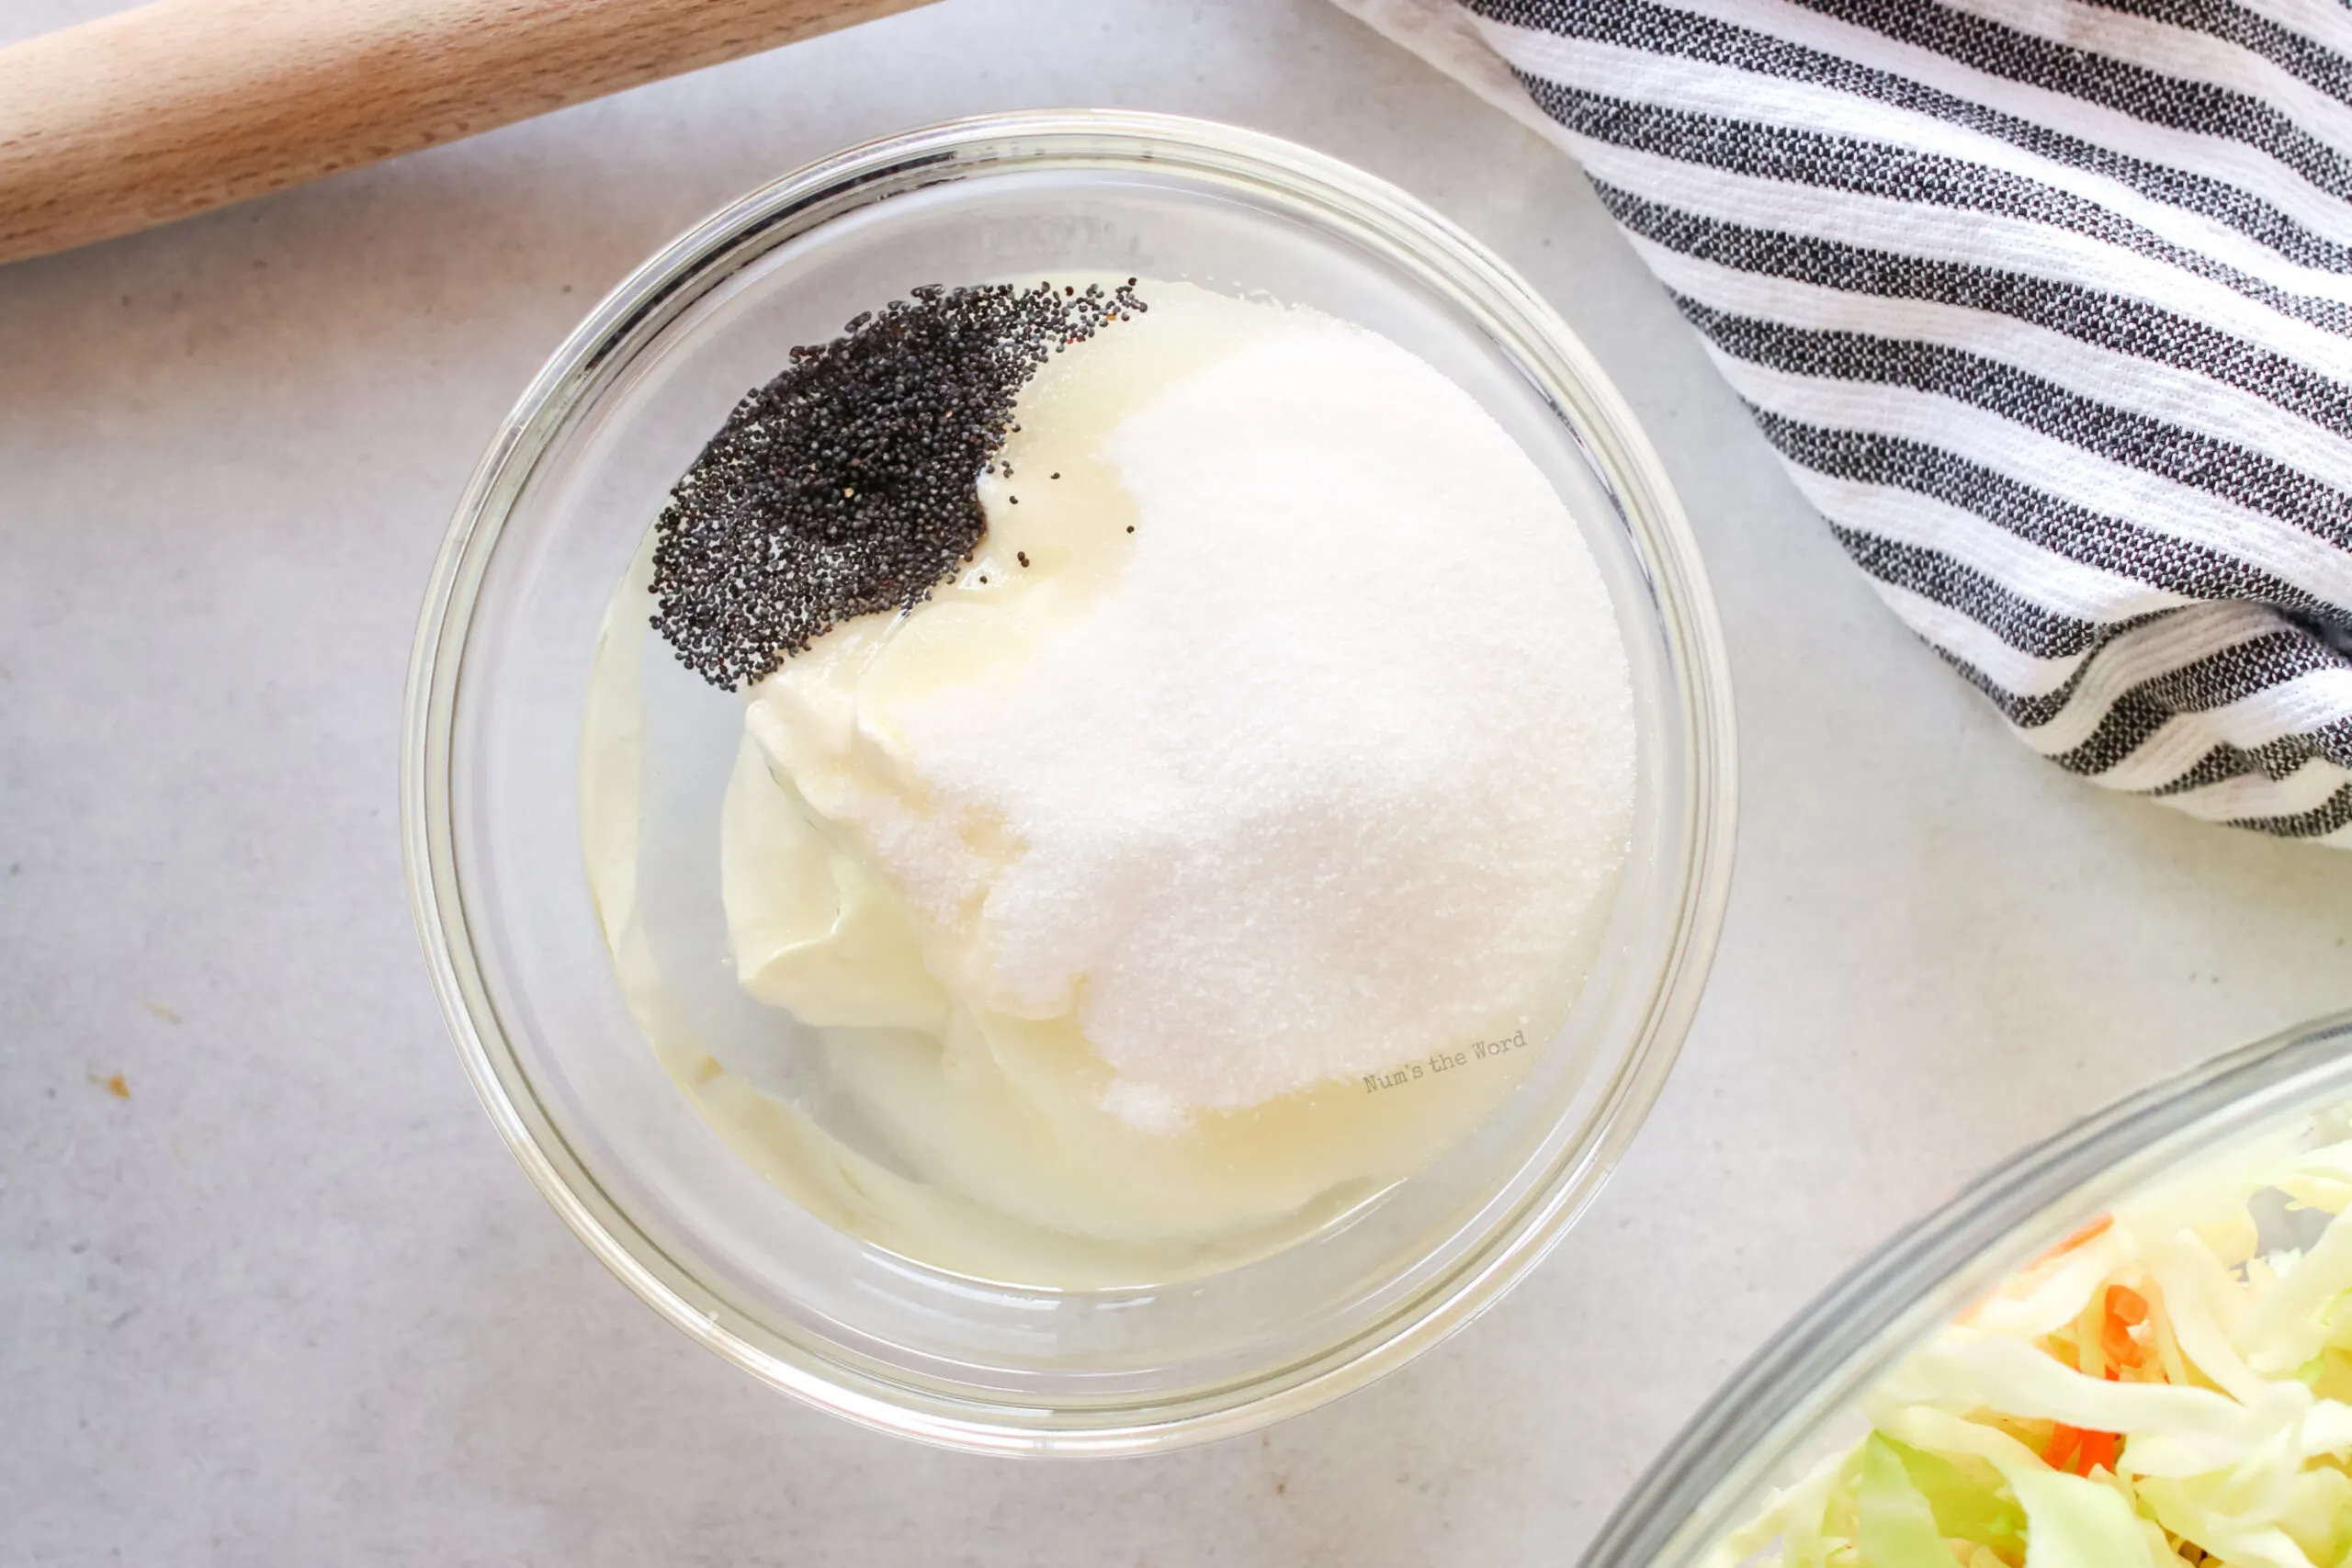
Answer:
xmin=1335 ymin=0 xmax=2352 ymax=843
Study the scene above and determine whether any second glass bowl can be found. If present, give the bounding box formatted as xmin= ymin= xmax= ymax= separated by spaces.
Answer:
xmin=402 ymin=110 xmax=1736 ymax=1453
xmin=1585 ymin=1008 xmax=2352 ymax=1568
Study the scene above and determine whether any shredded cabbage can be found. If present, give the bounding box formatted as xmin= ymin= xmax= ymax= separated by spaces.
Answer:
xmin=1721 ymin=1130 xmax=2352 ymax=1568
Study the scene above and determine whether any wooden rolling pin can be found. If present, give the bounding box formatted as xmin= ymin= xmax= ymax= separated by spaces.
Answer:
xmin=0 ymin=0 xmax=933 ymax=266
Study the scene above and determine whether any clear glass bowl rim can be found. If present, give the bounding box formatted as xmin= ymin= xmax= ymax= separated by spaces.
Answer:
xmin=1582 ymin=1006 xmax=2352 ymax=1567
xmin=401 ymin=108 xmax=1740 ymax=1454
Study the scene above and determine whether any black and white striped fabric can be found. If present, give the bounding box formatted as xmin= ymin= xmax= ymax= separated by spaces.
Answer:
xmin=1337 ymin=0 xmax=2352 ymax=843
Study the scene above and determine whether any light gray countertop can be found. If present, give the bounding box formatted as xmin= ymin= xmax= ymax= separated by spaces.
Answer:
xmin=5 ymin=2 xmax=2350 ymax=1562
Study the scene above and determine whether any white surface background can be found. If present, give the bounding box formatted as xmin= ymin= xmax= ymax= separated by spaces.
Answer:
xmin=4 ymin=2 xmax=2349 ymax=1563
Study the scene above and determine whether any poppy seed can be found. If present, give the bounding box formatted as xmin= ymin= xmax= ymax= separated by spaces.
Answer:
xmin=648 ymin=279 xmax=1146 ymax=689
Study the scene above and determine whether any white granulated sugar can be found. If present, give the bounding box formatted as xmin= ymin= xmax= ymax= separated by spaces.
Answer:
xmin=882 ymin=310 xmax=1634 ymax=1115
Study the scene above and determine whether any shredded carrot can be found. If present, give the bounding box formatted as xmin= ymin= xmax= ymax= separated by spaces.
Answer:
xmin=1970 ymin=1216 xmax=2121 ymax=1325
xmin=2101 ymin=1286 xmax=2150 ymax=1373
xmin=2042 ymin=1422 xmax=2120 ymax=1476
xmin=2046 ymin=1291 xmax=2140 ymax=1474
xmin=2033 ymin=1215 xmax=2113 ymax=1269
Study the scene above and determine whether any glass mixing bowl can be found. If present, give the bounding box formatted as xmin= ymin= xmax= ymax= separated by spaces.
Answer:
xmin=1584 ymin=1007 xmax=2352 ymax=1567
xmin=402 ymin=110 xmax=1736 ymax=1453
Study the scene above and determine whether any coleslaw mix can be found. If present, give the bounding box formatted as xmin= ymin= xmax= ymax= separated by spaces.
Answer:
xmin=1723 ymin=1121 xmax=2352 ymax=1568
